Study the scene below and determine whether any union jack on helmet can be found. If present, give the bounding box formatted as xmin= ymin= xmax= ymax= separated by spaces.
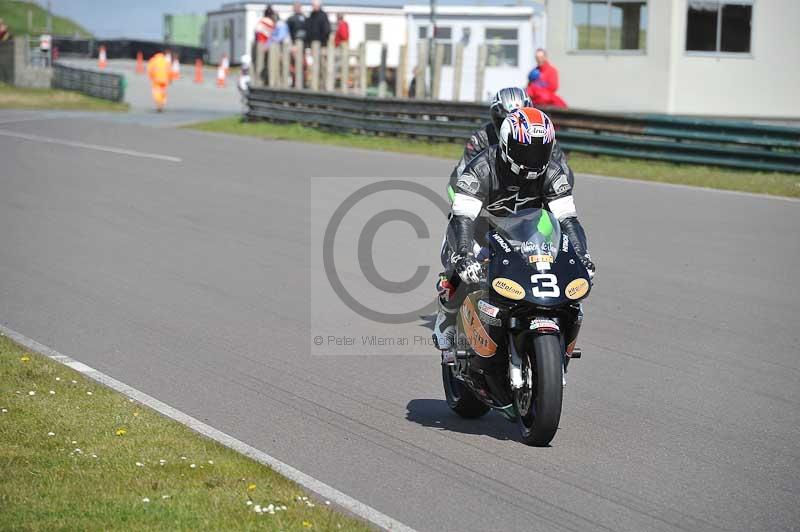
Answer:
xmin=498 ymin=107 xmax=556 ymax=178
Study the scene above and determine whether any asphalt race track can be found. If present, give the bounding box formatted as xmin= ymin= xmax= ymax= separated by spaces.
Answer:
xmin=1 ymin=109 xmax=798 ymax=531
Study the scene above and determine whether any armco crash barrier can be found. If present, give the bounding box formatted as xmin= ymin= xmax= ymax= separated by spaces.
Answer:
xmin=52 ymin=63 xmax=125 ymax=102
xmin=246 ymin=88 xmax=800 ymax=174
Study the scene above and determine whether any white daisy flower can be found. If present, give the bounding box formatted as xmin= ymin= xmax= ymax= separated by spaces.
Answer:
xmin=190 ymin=463 xmax=196 ymax=469
xmin=71 ymin=440 xmax=77 ymax=444
xmin=56 ymin=377 xmax=61 ymax=381
xmin=136 ymin=462 xmax=144 ymax=467
xmin=280 ymin=505 xmax=287 ymax=511
xmin=86 ymin=391 xmax=93 ymax=396
xmin=28 ymin=391 xmax=36 ymax=396
xmin=161 ymin=495 xmax=170 ymax=500
xmin=208 ymin=460 xmax=214 ymax=465
xmin=91 ymin=454 xmax=98 ymax=458
xmin=254 ymin=505 xmax=262 ymax=513
xmin=47 ymin=432 xmax=55 ymax=436
xmin=1 ymin=408 xmax=8 ymax=413
xmin=74 ymin=448 xmax=82 ymax=453
xmin=246 ymin=501 xmax=253 ymax=506
xmin=71 ymin=380 xmax=77 ymax=384
xmin=180 ymin=456 xmax=187 ymax=460
xmin=142 ymin=497 xmax=150 ymax=503
xmin=49 ymin=390 xmax=55 ymax=395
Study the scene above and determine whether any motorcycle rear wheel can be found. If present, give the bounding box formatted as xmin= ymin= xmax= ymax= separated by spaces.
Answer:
xmin=515 ymin=334 xmax=563 ymax=446
xmin=442 ymin=364 xmax=490 ymax=419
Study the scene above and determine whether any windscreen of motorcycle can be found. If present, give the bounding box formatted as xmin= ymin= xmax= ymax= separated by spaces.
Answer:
xmin=487 ymin=208 xmax=562 ymax=265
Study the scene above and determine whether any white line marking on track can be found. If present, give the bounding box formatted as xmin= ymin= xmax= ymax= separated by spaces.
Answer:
xmin=0 ymin=324 xmax=415 ymax=532
xmin=0 ymin=129 xmax=182 ymax=163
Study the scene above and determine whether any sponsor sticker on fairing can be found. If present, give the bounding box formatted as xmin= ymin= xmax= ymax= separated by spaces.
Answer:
xmin=492 ymin=233 xmax=512 ymax=253
xmin=530 ymin=318 xmax=559 ymax=332
xmin=562 ymin=234 xmax=569 ymax=252
xmin=477 ymin=299 xmax=500 ymax=317
xmin=528 ymin=254 xmax=554 ymax=264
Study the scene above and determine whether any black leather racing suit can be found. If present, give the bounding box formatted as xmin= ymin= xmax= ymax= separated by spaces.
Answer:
xmin=442 ymin=140 xmax=588 ymax=269
xmin=450 ymin=122 xmax=498 ymax=178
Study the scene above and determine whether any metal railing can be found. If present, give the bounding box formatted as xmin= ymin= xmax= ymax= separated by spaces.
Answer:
xmin=52 ymin=62 xmax=125 ymax=102
xmin=246 ymin=88 xmax=800 ymax=174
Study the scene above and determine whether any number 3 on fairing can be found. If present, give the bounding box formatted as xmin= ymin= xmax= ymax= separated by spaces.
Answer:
xmin=531 ymin=274 xmax=560 ymax=297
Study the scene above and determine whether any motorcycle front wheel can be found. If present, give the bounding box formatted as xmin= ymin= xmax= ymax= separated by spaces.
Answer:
xmin=514 ymin=334 xmax=563 ymax=446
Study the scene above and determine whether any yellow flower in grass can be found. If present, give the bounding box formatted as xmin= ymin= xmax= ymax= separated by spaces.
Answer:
xmin=133 ymin=411 xmax=140 ymax=417
xmin=302 ymin=520 xmax=313 ymax=528
xmin=115 ymin=428 xmax=127 ymax=436
xmin=20 ymin=355 xmax=30 ymax=363
xmin=247 ymin=483 xmax=257 ymax=492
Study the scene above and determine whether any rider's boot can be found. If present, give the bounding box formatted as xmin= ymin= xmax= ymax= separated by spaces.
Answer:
xmin=432 ymin=275 xmax=458 ymax=365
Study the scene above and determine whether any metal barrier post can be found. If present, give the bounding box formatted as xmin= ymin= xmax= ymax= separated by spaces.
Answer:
xmin=310 ymin=40 xmax=321 ymax=91
xmin=339 ymin=44 xmax=348 ymax=94
xmin=293 ymin=39 xmax=303 ymax=89
xmin=432 ymin=42 xmax=444 ymax=100
xmin=357 ymin=42 xmax=367 ymax=96
xmin=415 ymin=40 xmax=428 ymax=99
xmin=378 ymin=43 xmax=388 ymax=98
xmin=396 ymin=44 xmax=407 ymax=98
xmin=325 ymin=34 xmax=335 ymax=92
xmin=281 ymin=40 xmax=291 ymax=88
xmin=452 ymin=42 xmax=464 ymax=101
xmin=474 ymin=44 xmax=486 ymax=102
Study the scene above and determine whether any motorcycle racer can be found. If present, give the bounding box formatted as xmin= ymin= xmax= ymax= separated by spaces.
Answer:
xmin=450 ymin=87 xmax=532 ymax=178
xmin=434 ymin=107 xmax=595 ymax=364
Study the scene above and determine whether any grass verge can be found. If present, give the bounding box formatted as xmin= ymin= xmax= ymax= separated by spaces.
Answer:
xmin=0 ymin=334 xmax=370 ymax=531
xmin=188 ymin=117 xmax=800 ymax=198
xmin=0 ymin=0 xmax=93 ymax=38
xmin=0 ymin=83 xmax=128 ymax=112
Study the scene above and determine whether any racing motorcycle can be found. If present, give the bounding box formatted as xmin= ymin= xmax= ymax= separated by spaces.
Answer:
xmin=442 ymin=208 xmax=591 ymax=446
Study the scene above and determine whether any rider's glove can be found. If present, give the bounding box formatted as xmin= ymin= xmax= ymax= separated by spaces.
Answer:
xmin=455 ymin=255 xmax=483 ymax=284
xmin=581 ymin=254 xmax=596 ymax=280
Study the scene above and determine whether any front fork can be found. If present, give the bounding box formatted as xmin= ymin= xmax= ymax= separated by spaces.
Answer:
xmin=509 ymin=305 xmax=583 ymax=391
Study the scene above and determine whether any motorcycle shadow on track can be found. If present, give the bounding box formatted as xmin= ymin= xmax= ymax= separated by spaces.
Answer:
xmin=405 ymin=399 xmax=521 ymax=443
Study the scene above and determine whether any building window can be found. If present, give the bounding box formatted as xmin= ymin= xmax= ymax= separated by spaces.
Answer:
xmin=485 ymin=27 xmax=518 ymax=67
xmin=417 ymin=25 xmax=453 ymax=66
xmin=212 ymin=21 xmax=218 ymax=42
xmin=365 ymin=23 xmax=381 ymax=41
xmin=571 ymin=0 xmax=648 ymax=51
xmin=686 ymin=1 xmax=752 ymax=53
xmin=223 ymin=20 xmax=231 ymax=40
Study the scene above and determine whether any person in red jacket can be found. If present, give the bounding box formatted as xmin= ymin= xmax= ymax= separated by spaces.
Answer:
xmin=526 ymin=48 xmax=567 ymax=108
xmin=334 ymin=13 xmax=349 ymax=47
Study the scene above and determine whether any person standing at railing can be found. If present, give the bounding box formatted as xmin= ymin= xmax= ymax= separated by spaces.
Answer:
xmin=526 ymin=48 xmax=567 ymax=109
xmin=254 ymin=6 xmax=277 ymax=85
xmin=304 ymin=0 xmax=331 ymax=48
xmin=287 ymin=2 xmax=307 ymax=44
xmin=147 ymin=50 xmax=172 ymax=112
xmin=334 ymin=13 xmax=349 ymax=47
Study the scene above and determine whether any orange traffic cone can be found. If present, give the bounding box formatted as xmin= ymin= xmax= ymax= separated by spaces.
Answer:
xmin=216 ymin=62 xmax=226 ymax=87
xmin=135 ymin=51 xmax=144 ymax=73
xmin=193 ymin=58 xmax=204 ymax=83
xmin=171 ymin=56 xmax=180 ymax=81
xmin=98 ymin=45 xmax=107 ymax=69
